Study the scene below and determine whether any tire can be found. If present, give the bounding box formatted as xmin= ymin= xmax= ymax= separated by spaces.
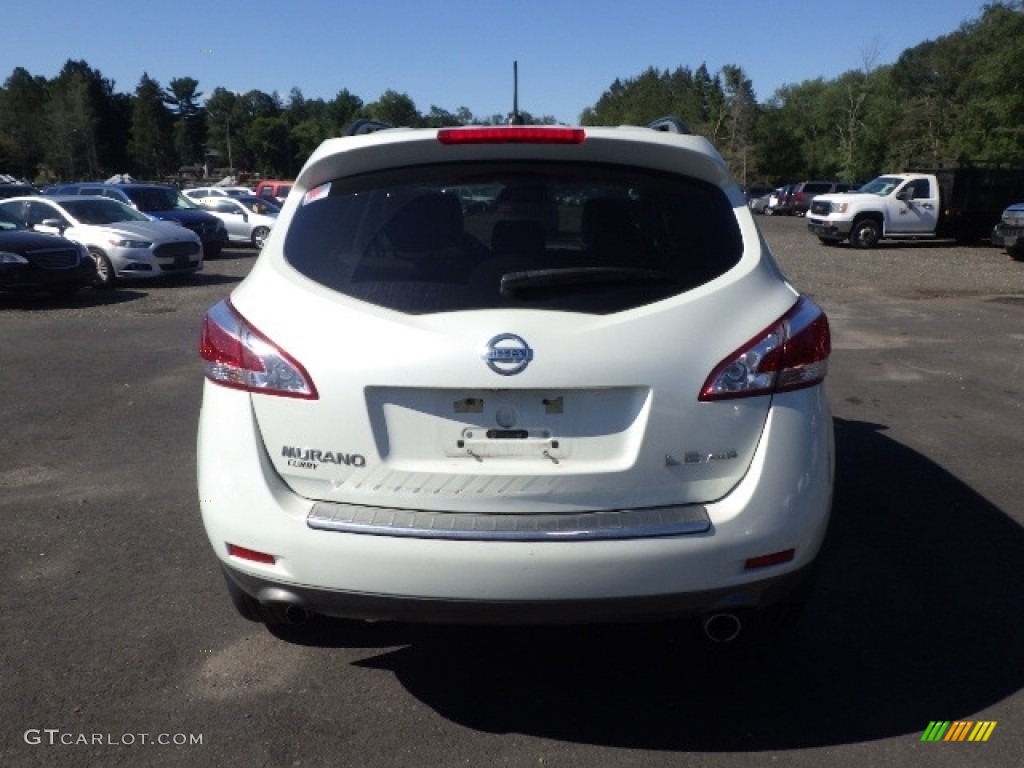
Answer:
xmin=250 ymin=226 xmax=270 ymax=249
xmin=89 ymin=248 xmax=115 ymax=288
xmin=1009 ymin=247 xmax=1024 ymax=262
xmin=204 ymin=243 xmax=223 ymax=259
xmin=850 ymin=218 xmax=881 ymax=249
xmin=764 ymin=207 xmax=774 ymax=216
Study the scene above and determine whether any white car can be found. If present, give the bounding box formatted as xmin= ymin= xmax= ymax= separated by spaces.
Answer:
xmin=198 ymin=119 xmax=834 ymax=642
xmin=192 ymin=195 xmax=278 ymax=249
xmin=0 ymin=195 xmax=202 ymax=286
xmin=183 ymin=186 xmax=253 ymax=200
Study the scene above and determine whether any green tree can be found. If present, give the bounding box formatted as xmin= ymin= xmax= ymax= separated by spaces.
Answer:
xmin=50 ymin=60 xmax=127 ymax=176
xmin=950 ymin=1 xmax=1024 ymax=162
xmin=366 ymin=90 xmax=421 ymax=127
xmin=205 ymin=87 xmax=245 ymax=173
xmin=752 ymin=103 xmax=805 ymax=182
xmin=327 ymin=89 xmax=365 ymax=131
xmin=129 ymin=74 xmax=173 ymax=178
xmin=45 ymin=71 xmax=99 ymax=179
xmin=580 ymin=64 xmax=731 ymax=138
xmin=165 ymin=77 xmax=206 ymax=168
xmin=246 ymin=115 xmax=289 ymax=176
xmin=0 ymin=68 xmax=49 ymax=179
xmin=719 ymin=65 xmax=757 ymax=184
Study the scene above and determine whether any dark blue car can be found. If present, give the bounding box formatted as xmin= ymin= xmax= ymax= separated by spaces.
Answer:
xmin=45 ymin=183 xmax=228 ymax=258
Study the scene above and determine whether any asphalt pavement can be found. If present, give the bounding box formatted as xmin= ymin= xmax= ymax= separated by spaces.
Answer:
xmin=2 ymin=216 xmax=1022 ymax=767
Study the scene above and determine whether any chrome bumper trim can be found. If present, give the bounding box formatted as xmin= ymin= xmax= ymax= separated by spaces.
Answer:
xmin=307 ymin=501 xmax=711 ymax=541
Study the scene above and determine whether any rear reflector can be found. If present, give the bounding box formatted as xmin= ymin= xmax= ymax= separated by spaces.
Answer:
xmin=744 ymin=549 xmax=795 ymax=570
xmin=437 ymin=126 xmax=586 ymax=145
xmin=227 ymin=544 xmax=276 ymax=565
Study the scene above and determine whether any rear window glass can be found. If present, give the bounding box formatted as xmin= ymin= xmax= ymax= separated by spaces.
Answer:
xmin=284 ymin=162 xmax=742 ymax=315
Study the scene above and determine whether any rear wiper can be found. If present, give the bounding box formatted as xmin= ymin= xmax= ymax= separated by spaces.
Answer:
xmin=500 ymin=267 xmax=672 ymax=296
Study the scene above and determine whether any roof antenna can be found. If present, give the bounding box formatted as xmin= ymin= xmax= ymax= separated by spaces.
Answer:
xmin=508 ymin=61 xmax=525 ymax=125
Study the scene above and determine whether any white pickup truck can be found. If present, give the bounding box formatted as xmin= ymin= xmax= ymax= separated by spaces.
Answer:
xmin=806 ymin=168 xmax=1024 ymax=248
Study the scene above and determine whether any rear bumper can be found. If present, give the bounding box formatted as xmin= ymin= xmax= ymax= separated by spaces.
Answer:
xmin=221 ymin=557 xmax=820 ymax=624
xmin=198 ymin=383 xmax=834 ymax=622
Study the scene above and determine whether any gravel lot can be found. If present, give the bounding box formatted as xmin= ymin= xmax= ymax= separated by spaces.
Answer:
xmin=764 ymin=214 xmax=1024 ymax=302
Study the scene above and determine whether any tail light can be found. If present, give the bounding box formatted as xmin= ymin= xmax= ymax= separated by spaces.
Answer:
xmin=200 ymin=298 xmax=318 ymax=399
xmin=700 ymin=297 xmax=830 ymax=401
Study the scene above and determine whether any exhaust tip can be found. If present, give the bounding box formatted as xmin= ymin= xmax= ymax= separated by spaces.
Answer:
xmin=256 ymin=587 xmax=311 ymax=625
xmin=283 ymin=604 xmax=310 ymax=625
xmin=702 ymin=612 xmax=742 ymax=643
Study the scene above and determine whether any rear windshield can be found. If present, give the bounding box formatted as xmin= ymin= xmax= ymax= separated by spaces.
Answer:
xmin=284 ymin=162 xmax=742 ymax=314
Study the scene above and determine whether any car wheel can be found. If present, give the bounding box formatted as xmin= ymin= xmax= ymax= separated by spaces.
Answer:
xmin=764 ymin=207 xmax=774 ymax=216
xmin=1009 ymin=246 xmax=1024 ymax=261
xmin=850 ymin=218 xmax=881 ymax=249
xmin=89 ymin=248 xmax=115 ymax=288
xmin=205 ymin=243 xmax=223 ymax=259
xmin=251 ymin=226 xmax=270 ymax=249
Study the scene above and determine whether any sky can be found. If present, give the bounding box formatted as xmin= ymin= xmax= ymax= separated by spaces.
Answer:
xmin=1 ymin=0 xmax=991 ymax=125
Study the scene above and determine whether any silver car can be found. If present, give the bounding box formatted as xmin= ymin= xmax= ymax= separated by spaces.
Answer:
xmin=0 ymin=196 xmax=202 ymax=287
xmin=183 ymin=186 xmax=254 ymax=200
xmin=193 ymin=195 xmax=278 ymax=249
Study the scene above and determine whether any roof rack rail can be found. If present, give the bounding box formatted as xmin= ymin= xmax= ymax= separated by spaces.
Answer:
xmin=344 ymin=119 xmax=394 ymax=136
xmin=646 ymin=116 xmax=691 ymax=135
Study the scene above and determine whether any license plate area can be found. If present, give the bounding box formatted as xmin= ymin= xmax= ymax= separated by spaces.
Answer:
xmin=448 ymin=426 xmax=567 ymax=460
xmin=366 ymin=385 xmax=649 ymax=466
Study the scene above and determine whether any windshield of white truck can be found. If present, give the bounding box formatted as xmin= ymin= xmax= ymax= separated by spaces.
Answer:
xmin=861 ymin=176 xmax=902 ymax=196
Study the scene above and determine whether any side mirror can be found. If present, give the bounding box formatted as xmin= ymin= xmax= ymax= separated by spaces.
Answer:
xmin=896 ymin=188 xmax=914 ymax=202
xmin=39 ymin=218 xmax=67 ymax=234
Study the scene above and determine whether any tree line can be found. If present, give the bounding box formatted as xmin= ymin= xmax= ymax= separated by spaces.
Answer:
xmin=585 ymin=2 xmax=1024 ymax=185
xmin=1 ymin=2 xmax=1020 ymax=186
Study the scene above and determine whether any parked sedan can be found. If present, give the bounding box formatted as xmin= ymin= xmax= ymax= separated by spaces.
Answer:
xmin=748 ymin=191 xmax=773 ymax=214
xmin=0 ymin=196 xmax=202 ymax=287
xmin=44 ymin=183 xmax=227 ymax=258
xmin=0 ymin=207 xmax=96 ymax=296
xmin=193 ymin=195 xmax=278 ymax=248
